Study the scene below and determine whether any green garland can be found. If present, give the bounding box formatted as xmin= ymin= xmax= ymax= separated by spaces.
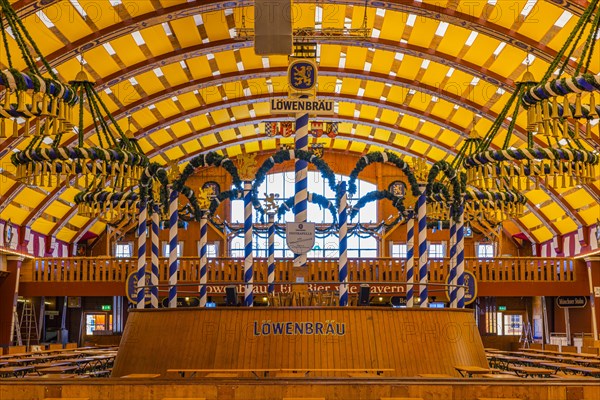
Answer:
xmin=349 ymin=190 xmax=406 ymax=220
xmin=276 ymin=192 xmax=337 ymax=223
xmin=348 ymin=151 xmax=420 ymax=198
xmin=426 ymin=160 xmax=464 ymax=221
xmin=173 ymin=152 xmax=241 ymax=192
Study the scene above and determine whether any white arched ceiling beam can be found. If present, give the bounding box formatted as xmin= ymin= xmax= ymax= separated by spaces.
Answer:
xmin=8 ymin=0 xmax=582 ymax=73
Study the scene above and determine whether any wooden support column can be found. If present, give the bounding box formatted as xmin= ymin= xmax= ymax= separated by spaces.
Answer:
xmin=0 ymin=256 xmax=25 ymax=349
xmin=585 ymin=256 xmax=600 ymax=341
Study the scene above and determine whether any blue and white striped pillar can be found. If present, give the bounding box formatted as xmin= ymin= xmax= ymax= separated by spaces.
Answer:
xmin=150 ymin=204 xmax=160 ymax=309
xmin=199 ymin=211 xmax=208 ymax=307
xmin=417 ymin=185 xmax=429 ymax=308
xmin=243 ymin=181 xmax=254 ymax=306
xmin=136 ymin=201 xmax=147 ymax=309
xmin=294 ymin=100 xmax=309 ymax=268
xmin=168 ymin=187 xmax=179 ymax=308
xmin=448 ymin=207 xmax=458 ymax=308
xmin=267 ymin=213 xmax=275 ymax=295
xmin=456 ymin=206 xmax=466 ymax=308
xmin=405 ymin=212 xmax=415 ymax=308
xmin=338 ymin=182 xmax=348 ymax=306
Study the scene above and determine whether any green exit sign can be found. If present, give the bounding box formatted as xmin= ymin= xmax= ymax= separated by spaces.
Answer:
xmin=101 ymin=305 xmax=112 ymax=311
xmin=498 ymin=306 xmax=507 ymax=311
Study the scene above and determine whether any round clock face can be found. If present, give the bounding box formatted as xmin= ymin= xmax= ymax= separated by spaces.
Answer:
xmin=388 ymin=181 xmax=406 ymax=198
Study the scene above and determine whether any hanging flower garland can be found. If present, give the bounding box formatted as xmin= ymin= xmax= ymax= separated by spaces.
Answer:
xmin=348 ymin=151 xmax=420 ymax=198
xmin=276 ymin=192 xmax=337 ymax=223
xmin=348 ymin=190 xmax=406 ymax=220
xmin=173 ymin=152 xmax=241 ymax=192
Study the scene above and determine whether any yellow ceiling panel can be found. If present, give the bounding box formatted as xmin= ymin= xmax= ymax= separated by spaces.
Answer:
xmin=237 ymin=125 xmax=255 ymax=138
xmin=56 ymin=228 xmax=77 ymax=243
xmin=338 ymin=102 xmax=357 ymax=116
xmin=396 ymin=57 xmax=421 ymax=81
xmin=462 ymin=35 xmax=498 ymax=67
xmin=170 ymin=121 xmax=191 ymax=137
xmin=58 ymin=188 xmax=83 ymax=203
xmin=191 ymin=114 xmax=211 ymax=131
xmin=387 ymin=86 xmax=409 ymax=104
xmin=219 ymin=129 xmax=237 ymax=143
xmin=164 ymin=147 xmax=184 ymax=161
xmin=519 ymin=211 xmax=541 ymax=228
xmin=132 ymin=108 xmax=159 ymax=129
xmin=345 ymin=47 xmax=369 ymax=71
xmin=530 ymin=226 xmax=553 ymax=243
xmin=553 ymin=218 xmax=578 ymax=235
xmin=418 ymin=121 xmax=440 ymax=139
xmin=427 ymin=147 xmax=447 ymax=162
xmin=0 ymin=180 xmax=17 ymax=197
xmin=52 ymin=12 xmax=93 ymax=43
xmin=204 ymin=11 xmax=233 ymax=42
xmin=186 ymin=56 xmax=213 ymax=80
xmin=238 ymin=48 xmax=264 ymax=70
xmin=331 ymin=139 xmax=348 ymax=151
xmin=407 ymin=17 xmax=437 ymax=48
xmin=161 ymin=63 xmax=189 ymax=87
xmin=109 ymin=35 xmax=146 ymax=67
xmin=517 ymin=2 xmax=561 ymax=43
xmin=392 ymin=135 xmax=409 ymax=148
xmin=2 ymin=204 xmax=29 ymax=225
xmin=154 ymin=99 xmax=181 ymax=120
xmin=20 ymin=18 xmax=63 ymax=55
xmin=109 ymin=80 xmax=142 ymax=107
xmin=182 ymin=140 xmax=202 ymax=154
xmin=409 ymin=141 xmax=429 ymax=156
xmin=244 ymin=141 xmax=260 ymax=154
xmin=373 ymin=129 xmax=391 ymax=143
xmin=380 ymin=11 xmax=405 ymax=42
xmin=349 ymin=142 xmax=366 ymax=154
xmin=200 ymin=134 xmax=218 ymax=148
xmin=169 ymin=16 xmax=202 ymax=48
xmin=68 ymin=215 xmax=87 ymax=229
xmin=398 ymin=115 xmax=419 ymax=132
xmin=579 ymin=205 xmax=600 ymax=226
xmin=370 ymin=51 xmax=395 ymax=76
xmin=488 ymin=45 xmax=525 ymax=81
xmin=340 ymin=78 xmax=361 ymax=96
xmin=319 ymin=45 xmax=341 ymax=68
xmin=364 ymin=81 xmax=385 ymax=100
xmin=231 ymin=105 xmax=251 ymax=120
xmin=209 ymin=109 xmax=232 ymax=125
xmin=45 ymin=202 xmax=71 ymax=219
xmin=14 ymin=188 xmax=46 ymax=208
xmin=261 ymin=139 xmax=278 ymax=151
xmin=30 ymin=219 xmax=55 ymax=236
xmin=563 ymin=189 xmax=594 ymax=210
xmin=525 ymin=189 xmax=550 ymax=206
xmin=292 ymin=3 xmax=320 ymax=28
xmin=178 ymin=92 xmax=201 ymax=110
xmin=148 ymin=131 xmax=172 ymax=147
xmin=89 ymin=222 xmax=105 ymax=236
xmin=435 ymin=26 xmax=471 ymax=57
xmin=214 ymin=51 xmax=239 ymax=75
xmin=354 ymin=124 xmax=371 ymax=137
xmin=449 ymin=107 xmax=472 ymax=129
xmin=379 ymin=109 xmax=400 ymax=125
xmin=357 ymin=105 xmax=378 ymax=121
xmin=226 ymin=145 xmax=242 ymax=157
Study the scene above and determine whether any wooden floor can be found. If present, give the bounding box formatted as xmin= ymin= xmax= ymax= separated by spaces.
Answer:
xmin=112 ymin=307 xmax=487 ymax=378
xmin=1 ymin=377 xmax=599 ymax=400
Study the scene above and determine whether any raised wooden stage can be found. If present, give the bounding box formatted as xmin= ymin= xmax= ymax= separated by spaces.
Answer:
xmin=112 ymin=307 xmax=488 ymax=378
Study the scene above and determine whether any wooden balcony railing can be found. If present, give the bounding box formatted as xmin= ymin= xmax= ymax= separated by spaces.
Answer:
xmin=20 ymin=257 xmax=576 ymax=284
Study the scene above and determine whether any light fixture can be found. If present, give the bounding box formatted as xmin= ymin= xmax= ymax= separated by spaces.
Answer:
xmin=0 ymin=0 xmax=78 ymax=139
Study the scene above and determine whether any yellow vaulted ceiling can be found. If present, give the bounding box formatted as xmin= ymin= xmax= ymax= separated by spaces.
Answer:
xmin=0 ymin=0 xmax=599 ymax=245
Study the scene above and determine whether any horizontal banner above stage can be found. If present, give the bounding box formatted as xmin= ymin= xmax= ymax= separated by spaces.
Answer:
xmin=270 ymin=98 xmax=335 ymax=115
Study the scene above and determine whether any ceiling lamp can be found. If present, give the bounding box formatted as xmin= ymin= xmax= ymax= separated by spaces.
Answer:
xmin=0 ymin=0 xmax=77 ymax=139
xmin=75 ymin=189 xmax=139 ymax=225
xmin=464 ymin=1 xmax=600 ymax=190
xmin=11 ymin=69 xmax=148 ymax=189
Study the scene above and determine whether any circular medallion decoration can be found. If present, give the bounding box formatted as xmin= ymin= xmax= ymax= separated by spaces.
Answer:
xmin=388 ymin=181 xmax=406 ymax=198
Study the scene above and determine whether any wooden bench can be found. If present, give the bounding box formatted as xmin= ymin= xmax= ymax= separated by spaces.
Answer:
xmin=0 ymin=365 xmax=35 ymax=378
xmin=478 ymin=398 xmax=522 ymax=400
xmin=510 ymin=366 xmax=555 ymax=378
xmin=121 ymin=373 xmax=161 ymax=378
xmin=88 ymin=370 xmax=111 ymax=377
xmin=381 ymin=398 xmax=425 ymax=400
xmin=282 ymin=398 xmax=325 ymax=400
xmin=564 ymin=365 xmax=600 ymax=377
xmin=416 ymin=374 xmax=453 ymax=378
xmin=162 ymin=398 xmax=206 ymax=400
xmin=454 ymin=365 xmax=491 ymax=377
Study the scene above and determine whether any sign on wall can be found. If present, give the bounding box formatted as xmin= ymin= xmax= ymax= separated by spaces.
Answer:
xmin=286 ymin=222 xmax=315 ymax=254
xmin=556 ymin=296 xmax=588 ymax=308
xmin=446 ymin=270 xmax=478 ymax=305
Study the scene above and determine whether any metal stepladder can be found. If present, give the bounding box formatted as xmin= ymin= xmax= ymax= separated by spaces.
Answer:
xmin=520 ymin=320 xmax=534 ymax=348
xmin=19 ymin=299 xmax=39 ymax=349
xmin=12 ymin=310 xmax=22 ymax=346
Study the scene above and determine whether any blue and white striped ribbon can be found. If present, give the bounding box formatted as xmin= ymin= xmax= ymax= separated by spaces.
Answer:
xmin=405 ymin=213 xmax=415 ymax=308
xmin=448 ymin=207 xmax=458 ymax=308
xmin=456 ymin=206 xmax=466 ymax=308
xmin=150 ymin=204 xmax=159 ymax=309
xmin=267 ymin=213 xmax=275 ymax=295
xmin=243 ymin=181 xmax=253 ymax=306
xmin=294 ymin=100 xmax=309 ymax=268
xmin=168 ymin=188 xmax=179 ymax=308
xmin=417 ymin=186 xmax=428 ymax=307
xmin=338 ymin=182 xmax=348 ymax=306
xmin=199 ymin=212 xmax=208 ymax=307
xmin=136 ymin=201 xmax=147 ymax=309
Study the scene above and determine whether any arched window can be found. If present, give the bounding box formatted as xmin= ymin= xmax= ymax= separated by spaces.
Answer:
xmin=230 ymin=172 xmax=378 ymax=258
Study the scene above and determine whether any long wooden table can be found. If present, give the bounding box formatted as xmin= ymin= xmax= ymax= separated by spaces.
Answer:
xmin=167 ymin=368 xmax=395 ymax=378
